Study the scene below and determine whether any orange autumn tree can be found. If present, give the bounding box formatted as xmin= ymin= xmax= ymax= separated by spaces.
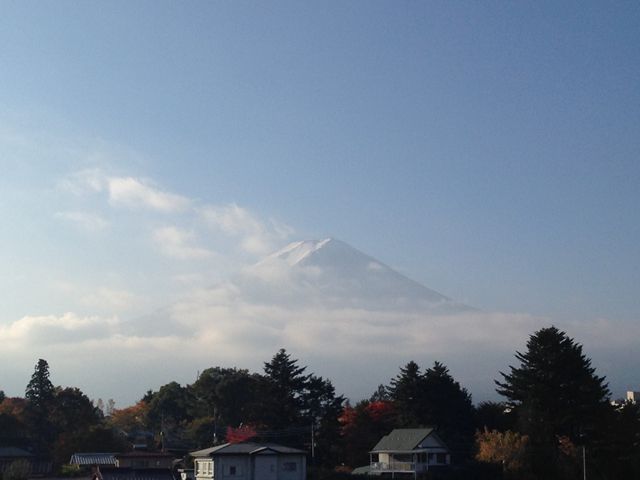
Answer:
xmin=107 ymin=400 xmax=150 ymax=432
xmin=475 ymin=429 xmax=530 ymax=476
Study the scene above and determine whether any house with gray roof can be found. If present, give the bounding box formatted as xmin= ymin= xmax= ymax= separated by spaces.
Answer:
xmin=0 ymin=446 xmax=52 ymax=477
xmin=69 ymin=451 xmax=176 ymax=480
xmin=361 ymin=428 xmax=450 ymax=477
xmin=191 ymin=442 xmax=306 ymax=480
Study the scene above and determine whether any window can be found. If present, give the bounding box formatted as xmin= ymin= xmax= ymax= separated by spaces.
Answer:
xmin=197 ymin=460 xmax=213 ymax=476
xmin=436 ymin=453 xmax=447 ymax=464
xmin=282 ymin=462 xmax=297 ymax=472
xmin=229 ymin=466 xmax=236 ymax=475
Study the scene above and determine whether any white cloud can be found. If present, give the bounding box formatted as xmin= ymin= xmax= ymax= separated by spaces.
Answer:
xmin=0 ymin=312 xmax=119 ymax=348
xmin=59 ymin=169 xmax=189 ymax=213
xmin=58 ymin=169 xmax=292 ymax=263
xmin=153 ymin=226 xmax=215 ymax=260
xmin=107 ymin=177 xmax=190 ymax=212
xmin=54 ymin=211 xmax=110 ymax=232
xmin=200 ymin=203 xmax=294 ymax=255
xmin=4 ymin=287 xmax=637 ymax=406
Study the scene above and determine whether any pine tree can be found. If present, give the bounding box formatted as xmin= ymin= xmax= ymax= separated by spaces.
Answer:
xmin=387 ymin=361 xmax=424 ymax=426
xmin=496 ymin=326 xmax=610 ymax=443
xmin=386 ymin=361 xmax=475 ymax=461
xmin=422 ymin=362 xmax=475 ymax=461
xmin=263 ymin=349 xmax=309 ymax=429
xmin=24 ymin=359 xmax=56 ymax=453
xmin=25 ymin=359 xmax=54 ymax=411
xmin=496 ymin=326 xmax=612 ymax=478
xmin=302 ymin=375 xmax=345 ymax=467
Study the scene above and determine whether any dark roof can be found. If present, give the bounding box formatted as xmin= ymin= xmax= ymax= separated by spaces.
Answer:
xmin=371 ymin=428 xmax=436 ymax=452
xmin=0 ymin=447 xmax=33 ymax=458
xmin=191 ymin=442 xmax=306 ymax=457
xmin=69 ymin=453 xmax=118 ymax=465
xmin=100 ymin=468 xmax=174 ymax=480
xmin=116 ymin=451 xmax=175 ymax=459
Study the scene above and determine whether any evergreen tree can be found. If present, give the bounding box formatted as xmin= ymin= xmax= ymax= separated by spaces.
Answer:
xmin=386 ymin=360 xmax=475 ymax=461
xmin=387 ymin=361 xmax=424 ymax=426
xmin=369 ymin=384 xmax=389 ymax=402
xmin=263 ymin=349 xmax=309 ymax=429
xmin=302 ymin=375 xmax=345 ymax=467
xmin=496 ymin=326 xmax=612 ymax=478
xmin=496 ymin=326 xmax=610 ymax=442
xmin=422 ymin=362 xmax=475 ymax=461
xmin=25 ymin=359 xmax=54 ymax=411
xmin=24 ymin=359 xmax=56 ymax=453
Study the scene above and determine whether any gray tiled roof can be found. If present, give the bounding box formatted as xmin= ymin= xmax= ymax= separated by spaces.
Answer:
xmin=191 ymin=442 xmax=305 ymax=457
xmin=69 ymin=453 xmax=118 ymax=465
xmin=371 ymin=428 xmax=435 ymax=452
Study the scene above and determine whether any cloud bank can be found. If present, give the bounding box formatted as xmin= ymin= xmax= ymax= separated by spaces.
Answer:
xmin=2 ymin=258 xmax=637 ymax=406
xmin=1 ymin=165 xmax=635 ymax=406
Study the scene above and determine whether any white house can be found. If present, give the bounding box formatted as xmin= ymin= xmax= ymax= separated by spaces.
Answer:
xmin=365 ymin=428 xmax=450 ymax=477
xmin=191 ymin=442 xmax=306 ymax=480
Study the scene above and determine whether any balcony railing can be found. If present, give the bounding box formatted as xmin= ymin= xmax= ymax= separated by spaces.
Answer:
xmin=371 ymin=461 xmax=416 ymax=472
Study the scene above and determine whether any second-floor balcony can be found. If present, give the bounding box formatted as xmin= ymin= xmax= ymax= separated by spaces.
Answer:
xmin=371 ymin=461 xmax=418 ymax=472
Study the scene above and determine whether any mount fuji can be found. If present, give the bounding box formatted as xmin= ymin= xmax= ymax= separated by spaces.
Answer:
xmin=116 ymin=238 xmax=543 ymax=404
xmin=240 ymin=238 xmax=473 ymax=313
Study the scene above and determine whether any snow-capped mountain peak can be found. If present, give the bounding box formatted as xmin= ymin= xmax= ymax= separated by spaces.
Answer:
xmin=251 ymin=238 xmax=473 ymax=314
xmin=268 ymin=238 xmax=333 ymax=266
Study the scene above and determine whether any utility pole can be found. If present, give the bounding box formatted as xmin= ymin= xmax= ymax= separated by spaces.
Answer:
xmin=582 ymin=445 xmax=587 ymax=480
xmin=310 ymin=423 xmax=316 ymax=480
xmin=311 ymin=423 xmax=315 ymax=460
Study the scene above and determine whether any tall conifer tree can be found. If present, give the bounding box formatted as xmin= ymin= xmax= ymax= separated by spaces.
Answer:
xmin=496 ymin=326 xmax=611 ymax=477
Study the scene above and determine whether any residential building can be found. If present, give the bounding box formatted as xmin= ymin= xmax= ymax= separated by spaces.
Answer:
xmin=362 ymin=428 xmax=450 ymax=477
xmin=191 ymin=442 xmax=306 ymax=480
xmin=70 ymin=451 xmax=175 ymax=480
xmin=0 ymin=447 xmax=52 ymax=477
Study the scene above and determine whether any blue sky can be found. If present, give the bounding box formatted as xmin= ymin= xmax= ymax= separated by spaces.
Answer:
xmin=1 ymin=1 xmax=639 ymax=404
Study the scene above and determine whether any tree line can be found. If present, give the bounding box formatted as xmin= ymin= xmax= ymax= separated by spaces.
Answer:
xmin=1 ymin=327 xmax=639 ymax=480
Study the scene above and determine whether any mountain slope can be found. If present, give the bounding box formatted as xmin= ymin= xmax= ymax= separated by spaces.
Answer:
xmin=247 ymin=238 xmax=472 ymax=313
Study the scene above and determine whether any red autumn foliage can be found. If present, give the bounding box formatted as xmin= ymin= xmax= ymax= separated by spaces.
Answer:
xmin=226 ymin=424 xmax=257 ymax=443
xmin=367 ymin=401 xmax=395 ymax=421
